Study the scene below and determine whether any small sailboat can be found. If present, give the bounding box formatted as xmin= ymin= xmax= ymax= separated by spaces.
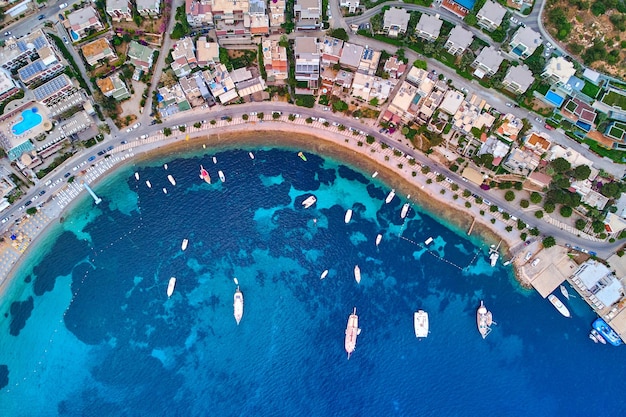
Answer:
xmin=249 ymin=151 xmax=255 ymax=159
xmin=344 ymin=307 xmax=361 ymax=360
xmin=134 ymin=172 xmax=139 ymax=180
xmin=375 ymin=234 xmax=382 ymax=247
xmin=213 ymin=156 xmax=217 ymax=164
xmin=233 ymin=286 xmax=244 ymax=325
xmin=385 ymin=189 xmax=396 ymax=204
xmin=167 ymin=277 xmax=176 ymax=298
xmin=344 ymin=209 xmax=353 ymax=224
xmin=164 ymin=164 xmax=168 ymax=170
xmin=354 ymin=265 xmax=361 ymax=284
xmin=372 ymin=171 xmax=378 ymax=178
xmin=298 ymin=151 xmax=307 ymax=161
xmin=199 ymin=165 xmax=211 ymax=183
xmin=400 ymin=203 xmax=410 ymax=219
xmin=218 ymin=170 xmax=225 ymax=183
xmin=320 ymin=270 xmax=329 ymax=280
xmin=476 ymin=300 xmax=493 ymax=339
xmin=146 ymin=180 xmax=152 ymax=188
xmin=163 ymin=188 xmax=168 ymax=194
xmin=560 ymin=284 xmax=570 ymax=300
xmin=181 ymin=239 xmax=188 ymax=251
xmin=167 ymin=175 xmax=176 ymax=186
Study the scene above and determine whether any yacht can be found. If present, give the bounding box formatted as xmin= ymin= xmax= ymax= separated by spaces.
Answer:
xmin=354 ymin=265 xmax=361 ymax=284
xmin=167 ymin=175 xmax=176 ymax=186
xmin=344 ymin=307 xmax=361 ymax=359
xmin=414 ymin=310 xmax=429 ymax=338
xmin=233 ymin=286 xmax=244 ymax=325
xmin=476 ymin=300 xmax=493 ymax=339
xmin=218 ymin=170 xmax=225 ymax=183
xmin=385 ymin=189 xmax=396 ymax=204
xmin=302 ymin=195 xmax=317 ymax=209
xmin=548 ymin=294 xmax=571 ymax=318
xmin=344 ymin=209 xmax=353 ymax=224
xmin=167 ymin=277 xmax=176 ymax=298
xmin=400 ymin=203 xmax=410 ymax=219
xmin=489 ymin=247 xmax=499 ymax=267
xmin=375 ymin=234 xmax=382 ymax=247
xmin=320 ymin=270 xmax=329 ymax=280
xmin=134 ymin=172 xmax=139 ymax=181
xmin=145 ymin=180 xmax=152 ymax=188
xmin=181 ymin=239 xmax=188 ymax=251
xmin=199 ymin=165 xmax=211 ymax=184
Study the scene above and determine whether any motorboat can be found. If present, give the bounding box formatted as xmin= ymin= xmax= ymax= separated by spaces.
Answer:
xmin=424 ymin=237 xmax=433 ymax=245
xmin=560 ymin=284 xmax=570 ymax=300
xmin=302 ymin=195 xmax=317 ymax=209
xmin=372 ymin=171 xmax=378 ymax=178
xmin=344 ymin=307 xmax=361 ymax=359
xmin=218 ymin=170 xmax=225 ymax=183
xmin=181 ymin=239 xmax=188 ymax=251
xmin=414 ymin=310 xmax=429 ymax=338
xmin=548 ymin=294 xmax=571 ymax=318
xmin=167 ymin=277 xmax=176 ymax=298
xmin=167 ymin=175 xmax=176 ymax=186
xmin=354 ymin=265 xmax=361 ymax=284
xmin=591 ymin=329 xmax=606 ymax=344
xmin=134 ymin=172 xmax=139 ymax=181
xmin=234 ymin=286 xmax=244 ymax=325
xmin=164 ymin=164 xmax=168 ymax=170
xmin=476 ymin=300 xmax=493 ymax=339
xmin=375 ymin=234 xmax=382 ymax=247
xmin=385 ymin=189 xmax=396 ymax=204
xmin=249 ymin=152 xmax=255 ymax=159
xmin=320 ymin=270 xmax=329 ymax=280
xmin=589 ymin=332 xmax=598 ymax=343
xmin=344 ymin=209 xmax=353 ymax=224
xmin=213 ymin=156 xmax=217 ymax=164
xmin=199 ymin=165 xmax=211 ymax=184
xmin=146 ymin=180 xmax=152 ymax=188
xmin=298 ymin=151 xmax=307 ymax=161
xmin=162 ymin=188 xmax=167 ymax=194
xmin=400 ymin=203 xmax=410 ymax=219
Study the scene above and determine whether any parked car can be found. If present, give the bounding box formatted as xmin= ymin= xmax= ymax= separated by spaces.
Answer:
xmin=39 ymin=190 xmax=46 ymax=196
xmin=140 ymin=134 xmax=148 ymax=139
xmin=220 ymin=116 xmax=230 ymax=120
xmin=3 ymin=31 xmax=11 ymax=36
xmin=88 ymin=155 xmax=96 ymax=161
xmin=106 ymin=145 xmax=114 ymax=151
xmin=132 ymin=122 xmax=141 ymax=129
xmin=63 ymin=36 xmax=69 ymax=44
xmin=25 ymin=200 xmax=32 ymax=207
xmin=38 ymin=14 xmax=46 ymax=20
xmin=59 ymin=3 xmax=68 ymax=9
xmin=64 ymin=172 xmax=71 ymax=178
xmin=58 ymin=13 xmax=65 ymax=21
xmin=126 ymin=127 xmax=133 ymax=133
xmin=120 ymin=140 xmax=127 ymax=144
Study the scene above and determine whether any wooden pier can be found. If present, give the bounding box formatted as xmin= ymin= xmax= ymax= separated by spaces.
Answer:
xmin=468 ymin=217 xmax=476 ymax=235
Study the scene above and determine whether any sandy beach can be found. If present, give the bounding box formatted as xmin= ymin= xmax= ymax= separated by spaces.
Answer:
xmin=0 ymin=117 xmax=524 ymax=294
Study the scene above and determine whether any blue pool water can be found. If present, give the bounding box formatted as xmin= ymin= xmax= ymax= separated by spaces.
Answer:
xmin=545 ymin=90 xmax=565 ymax=107
xmin=70 ymin=30 xmax=79 ymax=41
xmin=11 ymin=108 xmax=42 ymax=135
xmin=0 ymin=145 xmax=625 ymax=416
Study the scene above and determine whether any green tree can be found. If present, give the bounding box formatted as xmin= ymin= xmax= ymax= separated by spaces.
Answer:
xmin=257 ymin=112 xmax=264 ymax=119
xmin=163 ymin=127 xmax=172 ymax=136
xmin=242 ymin=114 xmax=249 ymax=120
xmin=272 ymin=112 xmax=281 ymax=119
xmin=26 ymin=207 xmax=37 ymax=215
xmin=504 ymin=190 xmax=515 ymax=202
xmin=575 ymin=218 xmax=586 ymax=230
xmin=535 ymin=210 xmax=544 ymax=218
xmin=327 ymin=28 xmax=349 ymax=41
xmin=542 ymin=236 xmax=556 ymax=248
xmin=600 ymin=182 xmax=622 ymax=198
xmin=520 ymin=199 xmax=530 ymax=208
xmin=560 ymin=205 xmax=573 ymax=217
xmin=551 ymin=157 xmax=571 ymax=173
xmin=421 ymin=166 xmax=431 ymax=174
xmin=193 ymin=122 xmax=201 ymax=128
xmin=573 ymin=165 xmax=591 ymax=180
xmin=544 ymin=201 xmax=555 ymax=213
xmin=530 ymin=192 xmax=542 ymax=204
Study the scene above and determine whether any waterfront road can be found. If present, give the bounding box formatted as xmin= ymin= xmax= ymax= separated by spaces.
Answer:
xmin=2 ymin=102 xmax=621 ymax=258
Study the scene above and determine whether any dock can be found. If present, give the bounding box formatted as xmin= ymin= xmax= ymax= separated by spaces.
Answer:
xmin=467 ymin=217 xmax=476 ymax=235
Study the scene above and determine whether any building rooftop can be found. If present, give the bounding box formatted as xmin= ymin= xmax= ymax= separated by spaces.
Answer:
xmin=339 ymin=43 xmax=364 ymax=69
xmin=511 ymin=26 xmax=542 ymax=54
xmin=474 ymin=46 xmax=503 ymax=71
xmin=477 ymin=0 xmax=506 ymax=24
xmin=503 ymin=64 xmax=535 ymax=92
xmin=439 ymin=89 xmax=464 ymax=115
xmin=383 ymin=7 xmax=410 ymax=30
xmin=416 ymin=14 xmax=443 ymax=38
xmin=446 ymin=26 xmax=473 ymax=50
xmin=295 ymin=37 xmax=319 ymax=55
xmin=543 ymin=57 xmax=576 ymax=84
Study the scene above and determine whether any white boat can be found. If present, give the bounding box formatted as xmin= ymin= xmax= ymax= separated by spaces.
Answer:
xmin=548 ymin=294 xmax=571 ymax=318
xmin=424 ymin=237 xmax=433 ymax=245
xmin=164 ymin=164 xmax=168 ymax=170
xmin=344 ymin=307 xmax=361 ymax=359
xmin=218 ymin=170 xmax=225 ymax=183
xmin=134 ymin=172 xmax=139 ymax=180
xmin=167 ymin=277 xmax=176 ymax=298
xmin=167 ymin=175 xmax=176 ymax=186
xmin=354 ymin=265 xmax=361 ymax=284
xmin=233 ymin=277 xmax=239 ymax=285
xmin=146 ymin=180 xmax=152 ymax=188
xmin=589 ymin=332 xmax=598 ymax=343
xmin=591 ymin=329 xmax=606 ymax=344
xmin=199 ymin=165 xmax=211 ymax=184
xmin=302 ymin=195 xmax=317 ymax=208
xmin=344 ymin=209 xmax=353 ymax=224
xmin=375 ymin=234 xmax=382 ymax=247
xmin=213 ymin=156 xmax=217 ymax=164
xmin=320 ymin=270 xmax=329 ymax=280
xmin=414 ymin=310 xmax=429 ymax=338
xmin=560 ymin=284 xmax=570 ymax=300
xmin=233 ymin=286 xmax=244 ymax=325
xmin=400 ymin=203 xmax=410 ymax=219
xmin=372 ymin=171 xmax=378 ymax=178
xmin=385 ymin=189 xmax=396 ymax=204
xmin=181 ymin=239 xmax=188 ymax=251
xmin=476 ymin=300 xmax=493 ymax=339
xmin=249 ymin=152 xmax=255 ymax=159
xmin=163 ymin=188 xmax=167 ymax=194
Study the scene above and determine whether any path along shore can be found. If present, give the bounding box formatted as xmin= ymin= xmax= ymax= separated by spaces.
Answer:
xmin=0 ymin=116 xmax=527 ymax=296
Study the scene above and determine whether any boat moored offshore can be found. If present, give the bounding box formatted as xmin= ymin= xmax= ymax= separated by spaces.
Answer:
xmin=476 ymin=300 xmax=493 ymax=339
xmin=414 ymin=310 xmax=429 ymax=338
xmin=344 ymin=209 xmax=353 ymax=224
xmin=218 ymin=170 xmax=225 ymax=183
xmin=181 ymin=239 xmax=188 ymax=251
xmin=298 ymin=151 xmax=307 ymax=161
xmin=385 ymin=189 xmax=396 ymax=204
xmin=146 ymin=180 xmax=152 ymax=188
xmin=375 ymin=234 xmax=382 ymax=247
xmin=249 ymin=152 xmax=255 ymax=159
xmin=320 ymin=270 xmax=329 ymax=280
xmin=302 ymin=195 xmax=317 ymax=208
xmin=199 ymin=165 xmax=211 ymax=184
xmin=234 ymin=286 xmax=244 ymax=325
xmin=167 ymin=277 xmax=176 ymax=298
xmin=134 ymin=172 xmax=139 ymax=180
xmin=354 ymin=265 xmax=361 ymax=284
xmin=548 ymin=294 xmax=571 ymax=318
xmin=400 ymin=203 xmax=410 ymax=219
xmin=344 ymin=307 xmax=361 ymax=359
xmin=168 ymin=175 xmax=176 ymax=186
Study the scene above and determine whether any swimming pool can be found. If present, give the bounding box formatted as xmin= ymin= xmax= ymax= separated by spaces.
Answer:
xmin=12 ymin=108 xmax=43 ymax=135
xmin=70 ymin=29 xmax=79 ymax=41
xmin=545 ymin=90 xmax=565 ymax=107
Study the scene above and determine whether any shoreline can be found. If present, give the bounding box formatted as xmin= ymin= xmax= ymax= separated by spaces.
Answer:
xmin=1 ymin=120 xmax=524 ymax=295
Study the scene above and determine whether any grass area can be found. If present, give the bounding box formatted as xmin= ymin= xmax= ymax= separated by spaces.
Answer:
xmin=608 ymin=125 xmax=625 ymax=139
xmin=581 ymin=81 xmax=601 ymax=98
xmin=601 ymin=90 xmax=626 ymax=110
xmin=582 ymin=138 xmax=626 ymax=163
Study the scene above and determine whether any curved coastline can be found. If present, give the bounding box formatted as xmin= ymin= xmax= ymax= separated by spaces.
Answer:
xmin=1 ymin=122 xmax=521 ymax=295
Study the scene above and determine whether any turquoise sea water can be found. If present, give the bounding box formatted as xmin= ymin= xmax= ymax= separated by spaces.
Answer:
xmin=0 ymin=146 xmax=625 ymax=416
